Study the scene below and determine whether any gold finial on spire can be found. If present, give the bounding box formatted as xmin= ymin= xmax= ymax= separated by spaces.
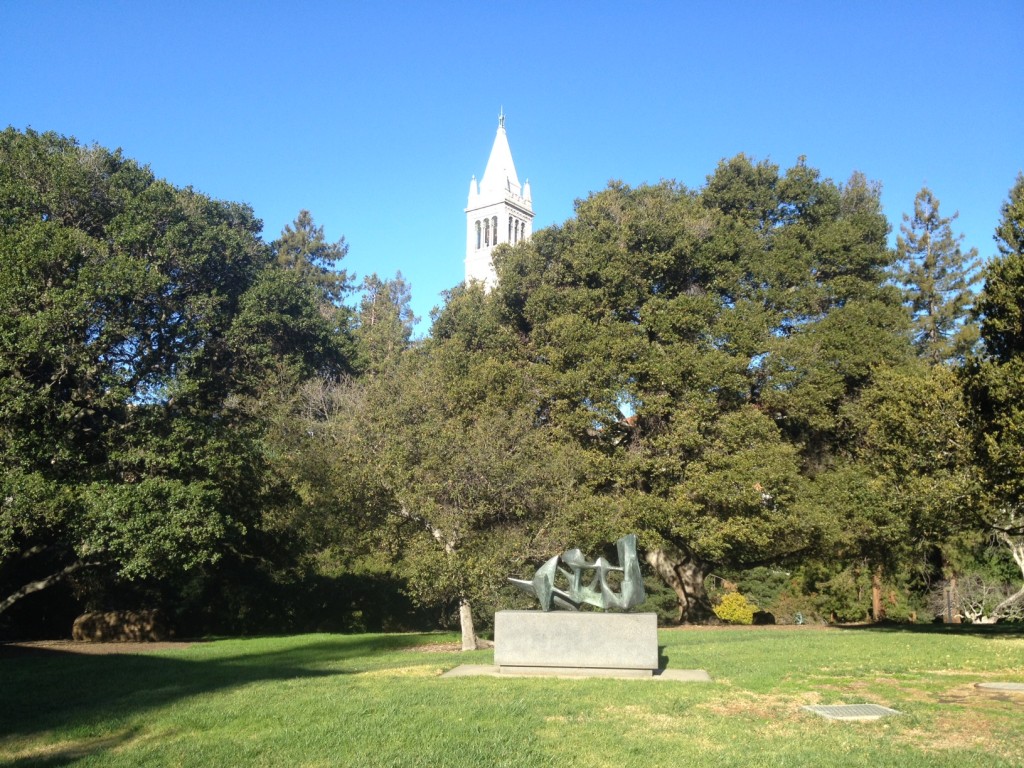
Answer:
xmin=498 ymin=107 xmax=505 ymax=128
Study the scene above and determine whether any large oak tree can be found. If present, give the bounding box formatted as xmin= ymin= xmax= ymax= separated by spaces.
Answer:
xmin=0 ymin=129 xmax=349 ymax=620
xmin=492 ymin=157 xmax=911 ymax=621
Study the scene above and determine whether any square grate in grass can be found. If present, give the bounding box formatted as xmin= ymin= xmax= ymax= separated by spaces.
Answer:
xmin=975 ymin=682 xmax=1024 ymax=692
xmin=803 ymin=704 xmax=901 ymax=721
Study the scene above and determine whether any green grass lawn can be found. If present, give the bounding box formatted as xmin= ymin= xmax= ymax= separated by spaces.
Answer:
xmin=2 ymin=625 xmax=1022 ymax=767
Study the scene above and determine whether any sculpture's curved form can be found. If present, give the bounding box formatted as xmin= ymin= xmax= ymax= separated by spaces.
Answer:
xmin=509 ymin=534 xmax=646 ymax=611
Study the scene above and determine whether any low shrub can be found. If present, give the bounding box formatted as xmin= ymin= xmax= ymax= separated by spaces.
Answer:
xmin=713 ymin=591 xmax=757 ymax=625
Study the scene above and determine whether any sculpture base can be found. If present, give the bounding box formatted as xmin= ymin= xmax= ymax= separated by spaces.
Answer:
xmin=441 ymin=664 xmax=712 ymax=682
xmin=494 ymin=610 xmax=658 ymax=672
xmin=498 ymin=665 xmax=653 ymax=678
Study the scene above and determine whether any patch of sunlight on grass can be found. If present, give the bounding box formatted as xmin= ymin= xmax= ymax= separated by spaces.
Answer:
xmin=3 ymin=731 xmax=137 ymax=764
xmin=357 ymin=664 xmax=446 ymax=678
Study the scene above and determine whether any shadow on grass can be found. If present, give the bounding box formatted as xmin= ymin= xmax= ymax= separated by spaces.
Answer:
xmin=657 ymin=645 xmax=669 ymax=670
xmin=833 ymin=622 xmax=1024 ymax=639
xmin=0 ymin=633 xmax=439 ymax=765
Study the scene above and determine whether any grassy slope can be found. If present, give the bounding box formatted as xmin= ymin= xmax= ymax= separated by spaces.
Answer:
xmin=1 ymin=626 xmax=1022 ymax=767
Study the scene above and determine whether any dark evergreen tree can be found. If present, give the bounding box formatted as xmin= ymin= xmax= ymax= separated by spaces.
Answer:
xmin=896 ymin=187 xmax=980 ymax=363
xmin=272 ymin=210 xmax=352 ymax=305
xmin=978 ymin=174 xmax=1024 ymax=361
xmin=965 ymin=174 xmax=1024 ymax=619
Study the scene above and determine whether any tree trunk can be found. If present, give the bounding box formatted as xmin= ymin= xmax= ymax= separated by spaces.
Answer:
xmin=458 ymin=597 xmax=478 ymax=651
xmin=948 ymin=575 xmax=961 ymax=623
xmin=0 ymin=559 xmax=93 ymax=616
xmin=991 ymin=531 xmax=1024 ymax=620
xmin=991 ymin=586 xmax=1024 ymax=620
xmin=394 ymin=506 xmax=479 ymax=648
xmin=646 ymin=545 xmax=716 ymax=623
xmin=871 ymin=565 xmax=884 ymax=622
xmin=940 ymin=552 xmax=961 ymax=623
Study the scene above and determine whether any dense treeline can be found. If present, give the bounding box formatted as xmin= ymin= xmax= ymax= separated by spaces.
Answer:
xmin=1 ymin=128 xmax=1021 ymax=641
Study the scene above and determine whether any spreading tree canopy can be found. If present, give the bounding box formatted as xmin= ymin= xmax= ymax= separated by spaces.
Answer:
xmin=490 ymin=156 xmax=911 ymax=620
xmin=0 ymin=128 xmax=350 ymax=618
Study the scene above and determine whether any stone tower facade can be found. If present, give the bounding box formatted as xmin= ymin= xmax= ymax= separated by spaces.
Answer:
xmin=465 ymin=112 xmax=533 ymax=288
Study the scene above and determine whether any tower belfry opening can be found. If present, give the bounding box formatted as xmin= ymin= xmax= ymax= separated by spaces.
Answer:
xmin=465 ymin=112 xmax=533 ymax=289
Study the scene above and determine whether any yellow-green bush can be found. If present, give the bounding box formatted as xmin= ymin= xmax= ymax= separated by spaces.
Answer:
xmin=714 ymin=591 xmax=757 ymax=625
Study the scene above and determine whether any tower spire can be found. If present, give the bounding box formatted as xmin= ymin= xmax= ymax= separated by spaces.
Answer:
xmin=465 ymin=112 xmax=534 ymax=289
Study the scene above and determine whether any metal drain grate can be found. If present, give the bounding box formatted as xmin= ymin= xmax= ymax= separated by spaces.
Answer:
xmin=976 ymin=682 xmax=1024 ymax=692
xmin=803 ymin=704 xmax=901 ymax=721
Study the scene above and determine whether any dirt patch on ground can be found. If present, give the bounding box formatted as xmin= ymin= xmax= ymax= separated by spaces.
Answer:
xmin=409 ymin=639 xmax=493 ymax=653
xmin=699 ymin=690 xmax=820 ymax=720
xmin=410 ymin=642 xmax=462 ymax=653
xmin=0 ymin=639 xmax=195 ymax=657
xmin=898 ymin=711 xmax=1022 ymax=761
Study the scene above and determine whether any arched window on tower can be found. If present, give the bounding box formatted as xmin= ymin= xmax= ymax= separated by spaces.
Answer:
xmin=484 ymin=218 xmax=490 ymax=246
xmin=476 ymin=220 xmax=481 ymax=249
xmin=492 ymin=216 xmax=498 ymax=244
xmin=509 ymin=216 xmax=513 ymax=243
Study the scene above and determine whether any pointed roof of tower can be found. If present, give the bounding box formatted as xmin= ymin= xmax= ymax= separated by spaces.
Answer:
xmin=479 ymin=110 xmax=521 ymax=197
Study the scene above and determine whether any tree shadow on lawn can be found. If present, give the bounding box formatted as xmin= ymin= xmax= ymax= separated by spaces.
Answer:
xmin=0 ymin=633 xmax=437 ymax=756
xmin=833 ymin=622 xmax=1024 ymax=639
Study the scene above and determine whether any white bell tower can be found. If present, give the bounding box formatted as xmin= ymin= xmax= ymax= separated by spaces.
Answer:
xmin=465 ymin=111 xmax=533 ymax=289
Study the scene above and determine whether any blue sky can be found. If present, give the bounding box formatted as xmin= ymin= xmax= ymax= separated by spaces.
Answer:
xmin=3 ymin=2 xmax=1021 ymax=333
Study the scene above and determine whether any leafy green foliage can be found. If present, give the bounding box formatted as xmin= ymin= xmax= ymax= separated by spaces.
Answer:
xmin=227 ymin=266 xmax=355 ymax=389
xmin=836 ymin=362 xmax=976 ymax=580
xmin=491 ymin=157 xmax=910 ymax=620
xmin=0 ymin=129 xmax=350 ymax=622
xmin=362 ymin=305 xmax=580 ymax=641
xmin=721 ymin=566 xmax=792 ymax=611
xmin=804 ymin=562 xmax=873 ymax=623
xmin=269 ymin=283 xmax=587 ymax=645
xmin=968 ymin=176 xmax=1024 ymax=507
xmin=2 ymin=126 xmax=1015 ymax=634
xmin=963 ymin=174 xmax=1024 ymax=618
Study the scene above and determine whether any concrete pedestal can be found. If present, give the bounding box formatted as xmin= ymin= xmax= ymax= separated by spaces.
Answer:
xmin=494 ymin=610 xmax=658 ymax=675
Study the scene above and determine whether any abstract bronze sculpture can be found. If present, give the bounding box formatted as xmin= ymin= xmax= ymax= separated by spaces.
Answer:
xmin=509 ymin=534 xmax=646 ymax=611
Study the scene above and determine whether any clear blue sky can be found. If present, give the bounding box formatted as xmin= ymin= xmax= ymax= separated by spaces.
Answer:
xmin=3 ymin=2 xmax=1021 ymax=333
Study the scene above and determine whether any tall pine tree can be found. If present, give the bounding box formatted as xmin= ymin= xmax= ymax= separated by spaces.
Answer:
xmin=354 ymin=272 xmax=418 ymax=374
xmin=896 ymin=187 xmax=980 ymax=363
xmin=272 ymin=210 xmax=352 ymax=305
